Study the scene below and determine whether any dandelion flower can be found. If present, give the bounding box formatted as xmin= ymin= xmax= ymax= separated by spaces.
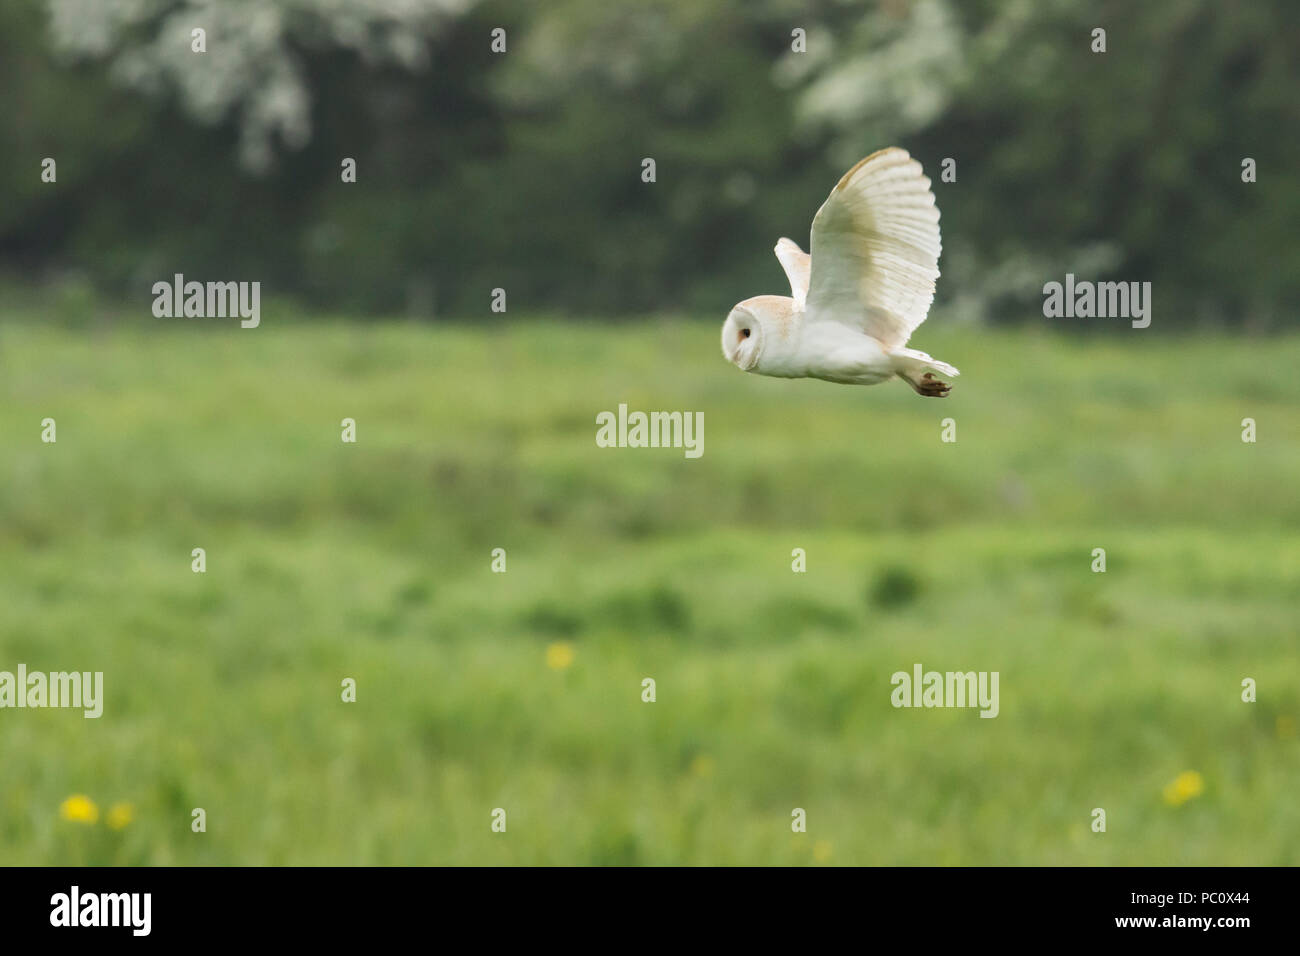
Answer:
xmin=106 ymin=803 xmax=134 ymax=830
xmin=59 ymin=794 xmax=99 ymax=824
xmin=1162 ymin=771 xmax=1205 ymax=807
xmin=545 ymin=642 xmax=575 ymax=671
xmin=689 ymin=754 xmax=716 ymax=778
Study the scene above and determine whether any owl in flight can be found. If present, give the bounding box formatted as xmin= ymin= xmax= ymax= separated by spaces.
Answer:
xmin=722 ymin=148 xmax=957 ymax=397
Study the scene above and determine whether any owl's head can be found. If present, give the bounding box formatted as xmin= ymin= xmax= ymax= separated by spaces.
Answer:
xmin=721 ymin=301 xmax=764 ymax=371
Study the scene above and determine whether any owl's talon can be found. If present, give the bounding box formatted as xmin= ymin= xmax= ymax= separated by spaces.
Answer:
xmin=907 ymin=373 xmax=951 ymax=397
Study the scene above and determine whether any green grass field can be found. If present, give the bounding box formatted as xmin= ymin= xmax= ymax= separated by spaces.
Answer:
xmin=1 ymin=315 xmax=1297 ymax=865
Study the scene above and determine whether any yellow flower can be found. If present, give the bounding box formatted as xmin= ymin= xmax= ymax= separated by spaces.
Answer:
xmin=545 ymin=642 xmax=575 ymax=671
xmin=106 ymin=803 xmax=134 ymax=830
xmin=59 ymin=794 xmax=99 ymax=824
xmin=813 ymin=840 xmax=833 ymax=863
xmin=1162 ymin=771 xmax=1205 ymax=807
xmin=689 ymin=754 xmax=716 ymax=778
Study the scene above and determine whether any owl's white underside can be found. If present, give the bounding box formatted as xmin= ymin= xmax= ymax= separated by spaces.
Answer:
xmin=745 ymin=303 xmax=896 ymax=385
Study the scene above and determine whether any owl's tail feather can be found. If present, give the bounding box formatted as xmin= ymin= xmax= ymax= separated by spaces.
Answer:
xmin=891 ymin=348 xmax=958 ymax=397
xmin=891 ymin=348 xmax=959 ymax=379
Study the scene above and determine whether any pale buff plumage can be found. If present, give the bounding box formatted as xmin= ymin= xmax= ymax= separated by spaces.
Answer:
xmin=721 ymin=147 xmax=959 ymax=397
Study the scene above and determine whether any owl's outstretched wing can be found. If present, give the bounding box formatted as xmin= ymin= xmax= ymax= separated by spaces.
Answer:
xmin=774 ymin=238 xmax=810 ymax=310
xmin=805 ymin=148 xmax=941 ymax=351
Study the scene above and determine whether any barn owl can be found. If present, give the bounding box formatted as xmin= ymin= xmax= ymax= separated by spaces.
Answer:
xmin=721 ymin=148 xmax=958 ymax=397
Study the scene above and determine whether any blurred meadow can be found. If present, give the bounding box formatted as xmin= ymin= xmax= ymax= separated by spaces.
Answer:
xmin=2 ymin=314 xmax=1298 ymax=864
xmin=2 ymin=0 xmax=1298 ymax=865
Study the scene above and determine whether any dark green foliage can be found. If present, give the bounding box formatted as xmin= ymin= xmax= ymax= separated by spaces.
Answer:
xmin=870 ymin=566 xmax=922 ymax=610
xmin=2 ymin=0 xmax=1296 ymax=324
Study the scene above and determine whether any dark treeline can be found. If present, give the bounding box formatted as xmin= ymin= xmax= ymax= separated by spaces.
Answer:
xmin=3 ymin=0 xmax=1297 ymax=325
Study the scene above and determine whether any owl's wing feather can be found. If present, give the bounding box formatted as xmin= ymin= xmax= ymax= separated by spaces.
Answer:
xmin=774 ymin=238 xmax=810 ymax=310
xmin=805 ymin=148 xmax=941 ymax=351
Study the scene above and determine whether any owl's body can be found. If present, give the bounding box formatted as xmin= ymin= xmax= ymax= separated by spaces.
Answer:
xmin=722 ymin=148 xmax=958 ymax=397
xmin=736 ymin=295 xmax=896 ymax=385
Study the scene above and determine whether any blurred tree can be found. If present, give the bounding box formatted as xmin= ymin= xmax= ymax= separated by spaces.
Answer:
xmin=46 ymin=0 xmax=478 ymax=172
xmin=789 ymin=0 xmax=1300 ymax=327
xmin=1 ymin=0 xmax=1296 ymax=325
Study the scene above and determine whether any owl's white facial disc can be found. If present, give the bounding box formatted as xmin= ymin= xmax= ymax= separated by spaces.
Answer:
xmin=722 ymin=305 xmax=762 ymax=371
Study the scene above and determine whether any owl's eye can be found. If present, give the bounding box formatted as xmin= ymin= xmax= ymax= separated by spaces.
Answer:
xmin=741 ymin=328 xmax=751 ymax=338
